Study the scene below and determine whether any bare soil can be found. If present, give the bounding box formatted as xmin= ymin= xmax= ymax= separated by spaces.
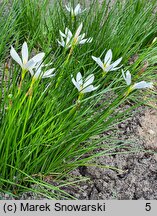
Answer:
xmin=60 ymin=107 xmax=157 ymax=200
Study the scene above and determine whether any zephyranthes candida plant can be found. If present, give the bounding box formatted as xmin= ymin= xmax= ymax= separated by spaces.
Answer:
xmin=58 ymin=23 xmax=92 ymax=49
xmin=10 ymin=39 xmax=153 ymax=99
xmin=122 ymin=69 xmax=153 ymax=95
xmin=92 ymin=49 xmax=122 ymax=76
xmin=10 ymin=42 xmax=56 ymax=94
xmin=71 ymin=72 xmax=99 ymax=93
xmin=65 ymin=3 xmax=86 ymax=18
xmin=10 ymin=42 xmax=45 ymax=83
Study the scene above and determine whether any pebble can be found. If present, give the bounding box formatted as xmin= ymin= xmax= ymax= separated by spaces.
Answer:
xmin=148 ymin=129 xmax=155 ymax=135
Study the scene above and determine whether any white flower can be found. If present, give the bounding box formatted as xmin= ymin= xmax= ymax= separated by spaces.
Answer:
xmin=58 ymin=23 xmax=92 ymax=48
xmin=10 ymin=42 xmax=45 ymax=71
xmin=30 ymin=61 xmax=55 ymax=79
xmin=122 ymin=69 xmax=153 ymax=90
xmin=122 ymin=69 xmax=131 ymax=86
xmin=92 ymin=49 xmax=122 ymax=73
xmin=132 ymin=81 xmax=153 ymax=90
xmin=65 ymin=3 xmax=86 ymax=16
xmin=57 ymin=28 xmax=73 ymax=48
xmin=71 ymin=72 xmax=99 ymax=93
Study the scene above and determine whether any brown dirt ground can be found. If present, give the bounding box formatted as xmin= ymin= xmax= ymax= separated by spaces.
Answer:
xmin=60 ymin=106 xmax=157 ymax=200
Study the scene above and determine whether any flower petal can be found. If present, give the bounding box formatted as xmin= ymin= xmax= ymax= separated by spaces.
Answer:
xmin=65 ymin=5 xmax=71 ymax=12
xmin=82 ymin=84 xmax=99 ymax=93
xmin=57 ymin=39 xmax=65 ymax=47
xmin=22 ymin=42 xmax=28 ymax=64
xmin=79 ymin=39 xmax=88 ymax=44
xmin=122 ymin=69 xmax=126 ymax=81
xmin=10 ymin=46 xmax=22 ymax=67
xmin=76 ymin=72 xmax=83 ymax=85
xmin=29 ymin=68 xmax=34 ymax=77
xmin=109 ymin=65 xmax=123 ymax=71
xmin=59 ymin=30 xmax=66 ymax=38
xmin=34 ymin=66 xmax=42 ymax=79
xmin=125 ymin=70 xmax=132 ymax=85
xmin=43 ymin=68 xmax=55 ymax=78
xmin=104 ymin=65 xmax=113 ymax=72
xmin=74 ymin=4 xmax=81 ymax=15
xmin=84 ymin=74 xmax=94 ymax=88
xmin=122 ymin=69 xmax=131 ymax=85
xmin=79 ymin=37 xmax=93 ymax=44
xmin=66 ymin=34 xmax=72 ymax=46
xmin=92 ymin=56 xmax=105 ymax=71
xmin=133 ymin=81 xmax=153 ymax=89
xmin=25 ymin=59 xmax=36 ymax=70
xmin=78 ymin=33 xmax=85 ymax=41
xmin=74 ymin=23 xmax=83 ymax=39
xmin=31 ymin=52 xmax=45 ymax=63
xmin=104 ymin=49 xmax=112 ymax=65
xmin=66 ymin=28 xmax=73 ymax=39
xmin=71 ymin=76 xmax=81 ymax=91
xmin=110 ymin=57 xmax=122 ymax=69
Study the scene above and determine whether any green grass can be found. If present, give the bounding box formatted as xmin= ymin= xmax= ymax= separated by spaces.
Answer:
xmin=0 ymin=0 xmax=157 ymax=199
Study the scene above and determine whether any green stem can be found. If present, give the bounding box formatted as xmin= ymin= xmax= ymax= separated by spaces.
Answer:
xmin=123 ymin=85 xmax=134 ymax=97
xmin=102 ymin=70 xmax=107 ymax=77
xmin=75 ymin=92 xmax=84 ymax=109
xmin=18 ymin=69 xmax=27 ymax=94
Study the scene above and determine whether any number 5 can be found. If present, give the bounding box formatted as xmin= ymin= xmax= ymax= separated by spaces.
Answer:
xmin=145 ymin=203 xmax=151 ymax=211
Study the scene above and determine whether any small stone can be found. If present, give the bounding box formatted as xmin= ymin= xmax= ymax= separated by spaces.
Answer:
xmin=148 ymin=129 xmax=155 ymax=135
